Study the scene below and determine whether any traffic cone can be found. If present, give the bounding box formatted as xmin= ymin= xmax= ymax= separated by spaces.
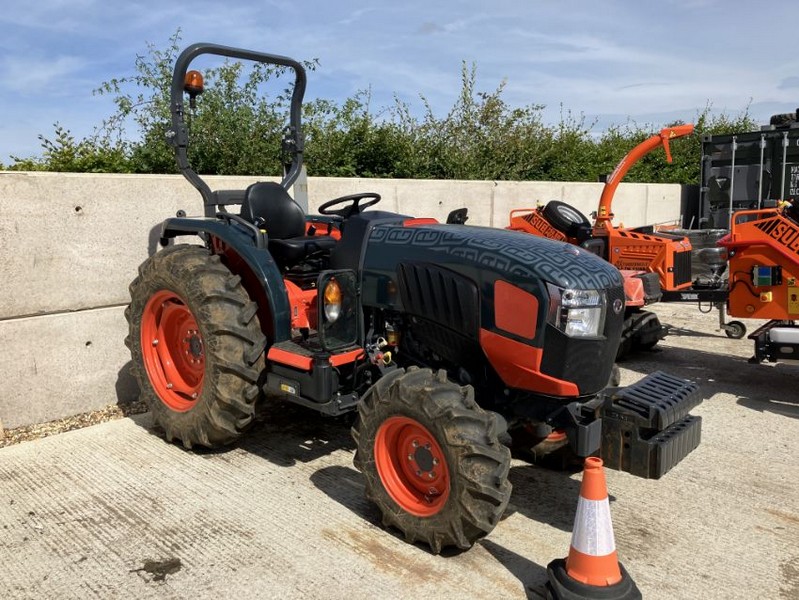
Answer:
xmin=545 ymin=457 xmax=641 ymax=600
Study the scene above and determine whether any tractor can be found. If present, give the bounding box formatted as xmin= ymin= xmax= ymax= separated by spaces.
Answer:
xmin=126 ymin=43 xmax=703 ymax=554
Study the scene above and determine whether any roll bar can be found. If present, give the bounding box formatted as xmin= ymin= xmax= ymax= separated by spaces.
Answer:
xmin=167 ymin=43 xmax=307 ymax=212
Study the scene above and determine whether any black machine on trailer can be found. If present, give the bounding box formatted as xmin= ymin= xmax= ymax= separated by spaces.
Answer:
xmin=700 ymin=110 xmax=799 ymax=228
xmin=126 ymin=43 xmax=703 ymax=554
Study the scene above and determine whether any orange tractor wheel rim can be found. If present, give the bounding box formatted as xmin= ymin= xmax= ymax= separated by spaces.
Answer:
xmin=141 ymin=290 xmax=205 ymax=411
xmin=374 ymin=416 xmax=450 ymax=517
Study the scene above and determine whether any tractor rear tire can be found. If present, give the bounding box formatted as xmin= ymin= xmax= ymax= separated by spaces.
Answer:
xmin=542 ymin=200 xmax=591 ymax=238
xmin=352 ymin=367 xmax=512 ymax=554
xmin=126 ymin=244 xmax=266 ymax=449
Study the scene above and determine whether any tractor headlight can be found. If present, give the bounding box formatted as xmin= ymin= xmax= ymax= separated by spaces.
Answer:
xmin=323 ymin=278 xmax=342 ymax=322
xmin=547 ymin=284 xmax=606 ymax=338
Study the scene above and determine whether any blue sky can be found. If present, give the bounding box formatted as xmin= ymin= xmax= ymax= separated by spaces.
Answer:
xmin=2 ymin=0 xmax=799 ymax=166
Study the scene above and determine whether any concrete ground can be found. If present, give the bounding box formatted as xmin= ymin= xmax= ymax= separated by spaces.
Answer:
xmin=1 ymin=303 xmax=797 ymax=599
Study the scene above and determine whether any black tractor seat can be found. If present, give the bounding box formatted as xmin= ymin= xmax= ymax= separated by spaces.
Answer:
xmin=240 ymin=181 xmax=336 ymax=268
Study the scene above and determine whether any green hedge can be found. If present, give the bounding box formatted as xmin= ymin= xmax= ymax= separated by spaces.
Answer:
xmin=6 ymin=32 xmax=756 ymax=185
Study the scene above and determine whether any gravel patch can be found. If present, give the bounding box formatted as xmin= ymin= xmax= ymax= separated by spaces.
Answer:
xmin=0 ymin=401 xmax=148 ymax=448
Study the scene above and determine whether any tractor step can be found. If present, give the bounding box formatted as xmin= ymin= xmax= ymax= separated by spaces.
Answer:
xmin=600 ymin=371 xmax=702 ymax=479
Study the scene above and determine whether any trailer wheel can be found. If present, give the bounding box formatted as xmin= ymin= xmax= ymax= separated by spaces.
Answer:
xmin=126 ymin=244 xmax=265 ymax=449
xmin=352 ymin=368 xmax=512 ymax=554
xmin=725 ymin=320 xmax=747 ymax=339
xmin=542 ymin=200 xmax=591 ymax=237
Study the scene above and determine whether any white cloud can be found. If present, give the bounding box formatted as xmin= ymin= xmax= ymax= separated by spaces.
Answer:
xmin=3 ymin=0 xmax=799 ymax=163
xmin=337 ymin=7 xmax=379 ymax=26
xmin=0 ymin=55 xmax=88 ymax=94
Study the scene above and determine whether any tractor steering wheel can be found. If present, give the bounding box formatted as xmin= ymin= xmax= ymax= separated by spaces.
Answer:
xmin=318 ymin=192 xmax=381 ymax=219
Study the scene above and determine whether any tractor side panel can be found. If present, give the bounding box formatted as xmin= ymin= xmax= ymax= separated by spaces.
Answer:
xmin=394 ymin=262 xmax=480 ymax=369
xmin=361 ymin=224 xmax=553 ymax=347
xmin=362 ymin=223 xmax=624 ymax=396
xmin=396 ymin=262 xmax=480 ymax=340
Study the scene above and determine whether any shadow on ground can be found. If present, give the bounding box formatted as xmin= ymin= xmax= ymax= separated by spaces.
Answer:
xmin=120 ymin=374 xmax=605 ymax=558
xmin=310 ymin=463 xmax=479 ymax=557
xmin=115 ymin=361 xmax=139 ymax=400
xmin=480 ymin=539 xmax=550 ymax=600
xmin=662 ymin=324 xmax=725 ymax=340
xmin=238 ymin=400 xmax=356 ymax=467
xmin=309 ymin=465 xmax=380 ymax=526
xmin=127 ymin=386 xmax=598 ymax=535
xmin=124 ymin=389 xmax=357 ymax=464
xmin=505 ymin=464 xmax=583 ymax=533
xmin=309 ymin=460 xmax=589 ymax=542
xmin=309 ymin=461 xmax=577 ymax=580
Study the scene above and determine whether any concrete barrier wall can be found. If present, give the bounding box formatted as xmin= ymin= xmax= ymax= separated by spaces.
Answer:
xmin=0 ymin=171 xmax=681 ymax=429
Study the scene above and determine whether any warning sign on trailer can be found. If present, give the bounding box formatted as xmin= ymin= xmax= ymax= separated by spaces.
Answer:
xmin=787 ymin=163 xmax=799 ymax=199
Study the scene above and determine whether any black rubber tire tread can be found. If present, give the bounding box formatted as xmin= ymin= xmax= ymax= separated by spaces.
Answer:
xmin=617 ymin=309 xmax=664 ymax=359
xmin=352 ymin=367 xmax=512 ymax=554
xmin=725 ymin=320 xmax=747 ymax=340
xmin=125 ymin=244 xmax=266 ymax=449
xmin=770 ymin=112 xmax=798 ymax=127
xmin=542 ymin=200 xmax=591 ymax=237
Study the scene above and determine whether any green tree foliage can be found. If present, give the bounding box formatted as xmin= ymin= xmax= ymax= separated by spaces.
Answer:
xmin=9 ymin=124 xmax=130 ymax=172
xmin=7 ymin=32 xmax=758 ymax=185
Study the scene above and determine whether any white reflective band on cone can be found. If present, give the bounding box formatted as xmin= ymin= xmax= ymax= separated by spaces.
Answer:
xmin=570 ymin=496 xmax=616 ymax=556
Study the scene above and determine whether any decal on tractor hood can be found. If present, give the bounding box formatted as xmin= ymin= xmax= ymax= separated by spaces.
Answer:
xmin=370 ymin=224 xmax=623 ymax=291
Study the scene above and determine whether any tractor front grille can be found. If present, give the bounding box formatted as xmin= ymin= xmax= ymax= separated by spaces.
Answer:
xmin=397 ymin=262 xmax=479 ymax=339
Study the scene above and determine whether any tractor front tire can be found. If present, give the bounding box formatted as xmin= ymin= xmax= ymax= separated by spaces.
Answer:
xmin=352 ymin=368 xmax=512 ymax=554
xmin=126 ymin=244 xmax=265 ymax=449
